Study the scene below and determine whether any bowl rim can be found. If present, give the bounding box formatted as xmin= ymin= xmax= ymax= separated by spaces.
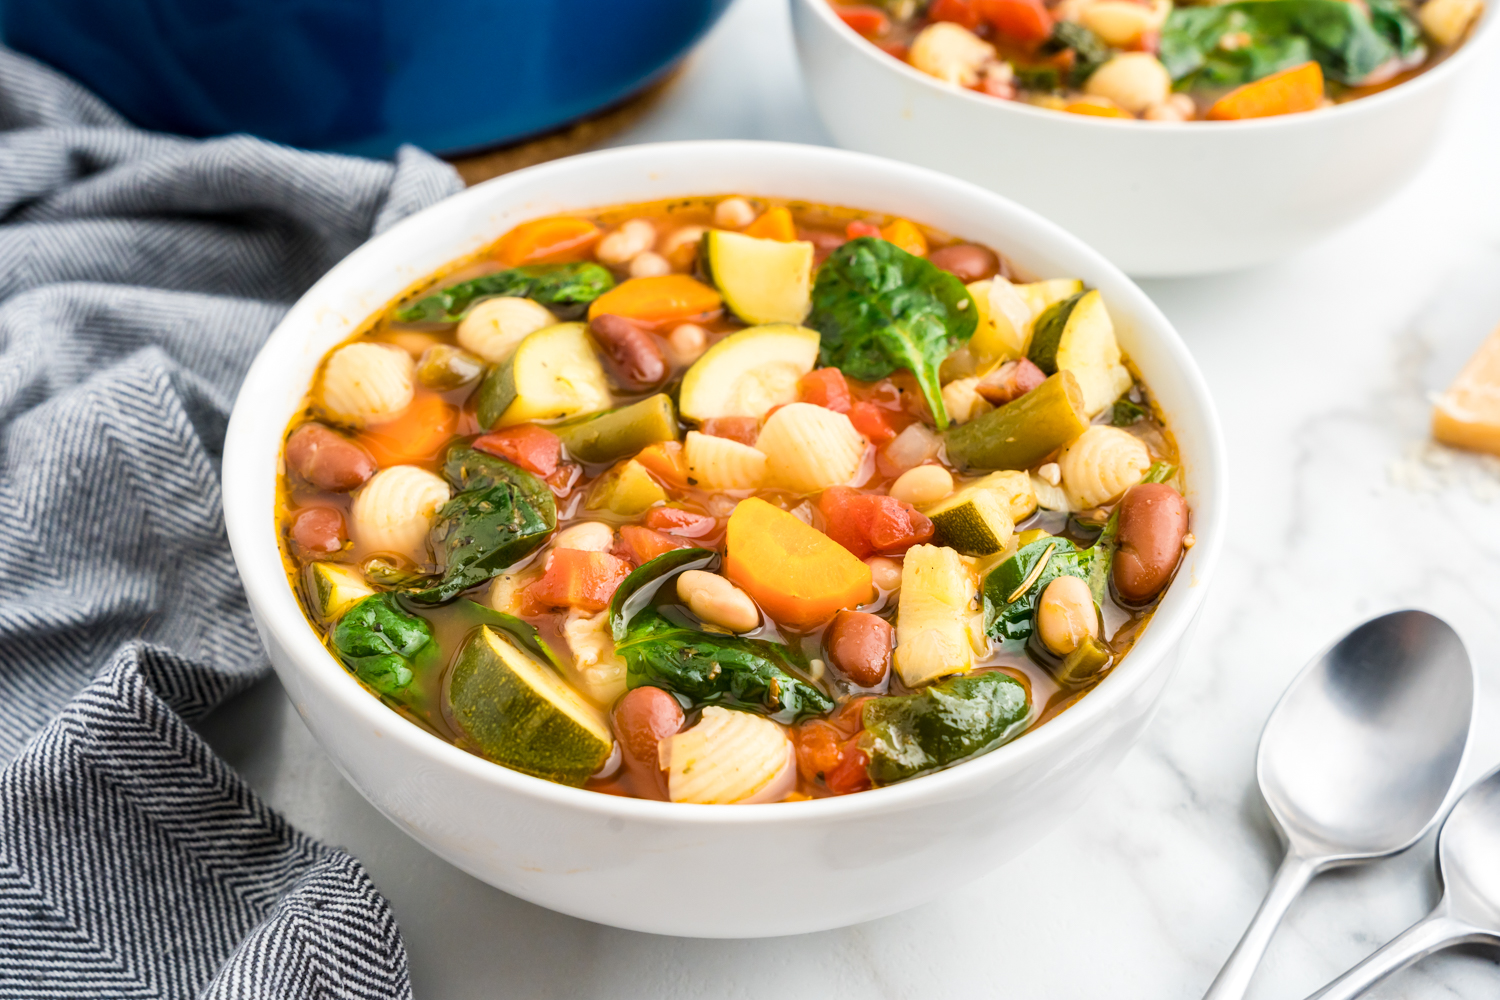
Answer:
xmin=222 ymin=139 xmax=1227 ymax=826
xmin=794 ymin=0 xmax=1498 ymax=133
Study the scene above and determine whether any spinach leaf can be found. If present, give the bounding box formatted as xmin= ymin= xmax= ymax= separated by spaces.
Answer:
xmin=1160 ymin=0 xmax=1424 ymax=88
xmin=609 ymin=547 xmax=719 ymax=641
xmin=1142 ymin=461 xmax=1176 ymax=484
xmin=617 ymin=609 xmax=833 ymax=724
xmin=808 ymin=236 xmax=977 ymax=431
xmin=982 ymin=536 xmax=1099 ymax=648
xmin=1086 ymin=510 xmax=1120 ymax=607
xmin=1045 ymin=21 xmax=1111 ymax=86
xmin=1012 ymin=63 xmax=1062 ymax=93
xmin=860 ymin=671 xmax=1032 ymax=785
xmin=395 ymin=262 xmax=615 ymax=323
xmin=331 ymin=593 xmax=437 ymax=697
xmin=405 ymin=445 xmax=557 ymax=605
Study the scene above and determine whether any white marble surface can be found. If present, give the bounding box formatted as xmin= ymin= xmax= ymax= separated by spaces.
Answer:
xmin=198 ymin=1 xmax=1500 ymax=995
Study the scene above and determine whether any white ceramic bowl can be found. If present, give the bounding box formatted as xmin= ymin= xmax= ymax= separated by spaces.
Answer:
xmin=792 ymin=0 xmax=1498 ymax=276
xmin=222 ymin=140 xmax=1226 ymax=937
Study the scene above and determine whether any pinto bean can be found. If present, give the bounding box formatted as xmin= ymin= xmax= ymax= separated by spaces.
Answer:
xmin=589 ymin=314 xmax=667 ymax=391
xmin=612 ymin=686 xmax=684 ymax=793
xmin=1112 ymin=482 xmax=1188 ymax=604
xmin=928 ymin=243 xmax=1000 ymax=283
xmin=290 ymin=507 xmax=346 ymax=557
xmin=976 ymin=358 xmax=1047 ymax=406
xmin=825 ymin=610 xmax=893 ymax=689
xmin=285 ymin=422 xmax=376 ymax=492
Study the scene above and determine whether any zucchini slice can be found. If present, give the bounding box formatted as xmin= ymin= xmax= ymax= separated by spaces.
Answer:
xmin=894 ymin=544 xmax=975 ymax=687
xmin=702 ymin=230 xmax=815 ymax=325
xmin=1053 ymin=290 xmax=1133 ymax=418
xmin=677 ymin=323 xmax=820 ymax=422
xmin=1015 ymin=278 xmax=1085 ymax=319
xmin=585 ymin=458 xmax=668 ymax=516
xmin=553 ymin=393 xmax=679 ymax=465
xmin=924 ymin=478 xmax=1023 ymax=557
xmin=447 ymin=625 xmax=614 ymax=786
xmin=306 ymin=562 xmax=374 ymax=621
xmin=473 ymin=322 xmax=612 ymax=429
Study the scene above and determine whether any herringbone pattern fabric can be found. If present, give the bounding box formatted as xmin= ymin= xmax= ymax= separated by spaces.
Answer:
xmin=0 ymin=44 xmax=463 ymax=997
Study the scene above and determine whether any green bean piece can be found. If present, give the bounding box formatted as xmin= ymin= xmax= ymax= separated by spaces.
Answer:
xmin=943 ymin=370 xmax=1090 ymax=472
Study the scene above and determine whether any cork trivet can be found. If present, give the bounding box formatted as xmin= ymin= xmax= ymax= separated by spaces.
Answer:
xmin=447 ymin=70 xmax=680 ymax=186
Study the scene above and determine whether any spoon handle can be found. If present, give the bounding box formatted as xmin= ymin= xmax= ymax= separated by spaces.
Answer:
xmin=1303 ymin=908 xmax=1490 ymax=1000
xmin=1201 ymin=851 xmax=1318 ymax=1000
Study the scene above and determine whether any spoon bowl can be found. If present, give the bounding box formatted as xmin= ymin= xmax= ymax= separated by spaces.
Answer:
xmin=1260 ymin=611 xmax=1474 ymax=859
xmin=1203 ymin=610 xmax=1475 ymax=1000
xmin=1306 ymin=765 xmax=1500 ymax=1000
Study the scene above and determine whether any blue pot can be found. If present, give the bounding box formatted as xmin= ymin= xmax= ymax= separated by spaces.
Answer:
xmin=0 ymin=0 xmax=733 ymax=156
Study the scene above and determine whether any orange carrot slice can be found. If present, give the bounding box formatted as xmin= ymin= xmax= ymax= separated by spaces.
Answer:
xmin=879 ymin=218 xmax=929 ymax=256
xmin=358 ymin=394 xmax=457 ymax=467
xmin=1207 ymin=61 xmax=1324 ymax=121
xmin=495 ymin=217 xmax=601 ymax=266
xmin=743 ymin=206 xmax=798 ymax=242
xmin=1064 ymin=100 xmax=1135 ymax=119
xmin=723 ymin=497 xmax=873 ymax=631
xmin=587 ymin=274 xmax=723 ymax=327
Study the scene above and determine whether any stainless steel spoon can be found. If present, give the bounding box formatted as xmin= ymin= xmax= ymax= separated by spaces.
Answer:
xmin=1202 ymin=609 xmax=1474 ymax=1000
xmin=1304 ymin=764 xmax=1500 ymax=999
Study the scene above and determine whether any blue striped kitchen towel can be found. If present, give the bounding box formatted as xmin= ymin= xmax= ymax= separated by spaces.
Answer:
xmin=0 ymin=45 xmax=463 ymax=997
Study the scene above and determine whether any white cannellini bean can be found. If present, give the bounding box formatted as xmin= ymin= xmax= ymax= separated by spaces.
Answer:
xmin=712 ymin=197 xmax=756 ymax=230
xmin=888 ymin=464 xmax=954 ymax=507
xmin=553 ymin=521 xmax=615 ymax=553
xmin=1144 ymin=93 xmax=1197 ymax=122
xmin=319 ymin=342 xmax=415 ymax=428
xmin=595 ymin=218 xmax=656 ymax=265
xmin=676 ymin=570 xmax=760 ymax=633
xmin=1037 ymin=575 xmax=1099 ymax=656
xmin=667 ymin=323 xmax=708 ymax=364
xmin=628 ymin=251 xmax=672 ymax=278
xmin=1080 ymin=0 xmax=1169 ymax=47
xmin=867 ymin=556 xmax=903 ymax=592
xmin=456 ymin=296 xmax=556 ymax=363
xmin=1085 ymin=53 xmax=1172 ymax=115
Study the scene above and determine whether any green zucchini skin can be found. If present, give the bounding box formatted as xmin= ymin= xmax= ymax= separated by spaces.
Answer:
xmin=943 ymin=371 xmax=1090 ymax=472
xmin=553 ymin=394 xmax=680 ymax=465
xmin=1025 ymin=290 xmax=1085 ymax=375
xmin=860 ymin=671 xmax=1031 ymax=785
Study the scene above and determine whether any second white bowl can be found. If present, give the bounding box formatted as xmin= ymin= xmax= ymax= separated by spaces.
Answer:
xmin=792 ymin=0 xmax=1497 ymax=276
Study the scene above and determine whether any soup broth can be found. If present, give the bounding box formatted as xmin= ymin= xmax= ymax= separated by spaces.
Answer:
xmin=277 ymin=194 xmax=1190 ymax=803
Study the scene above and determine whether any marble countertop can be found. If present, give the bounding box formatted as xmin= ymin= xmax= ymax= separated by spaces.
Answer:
xmin=199 ymin=1 xmax=1500 ymax=996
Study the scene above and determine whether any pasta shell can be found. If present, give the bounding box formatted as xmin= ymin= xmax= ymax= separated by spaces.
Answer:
xmin=350 ymin=465 xmax=451 ymax=563
xmin=456 ymin=296 xmax=556 ymax=363
xmin=754 ymin=402 xmax=866 ymax=494
xmin=684 ymin=430 xmax=767 ymax=490
xmin=660 ymin=707 xmax=795 ymax=805
xmin=320 ymin=342 xmax=415 ymax=427
xmin=1058 ymin=425 xmax=1150 ymax=510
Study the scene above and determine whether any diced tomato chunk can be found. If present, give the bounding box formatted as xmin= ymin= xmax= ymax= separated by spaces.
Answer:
xmin=848 ymin=401 xmax=898 ymax=444
xmin=819 ymin=486 xmax=934 ymax=559
xmin=472 ymin=424 xmax=561 ymax=477
xmin=798 ymin=367 xmax=853 ymax=413
xmin=845 ymin=220 xmax=882 ymax=240
xmin=525 ymin=549 xmax=631 ymax=612
xmin=701 ymin=416 xmax=760 ymax=446
xmin=619 ymin=524 xmax=690 ymax=564
xmin=825 ymin=744 xmax=873 ymax=795
xmin=834 ymin=4 xmax=891 ymax=36
xmin=794 ymin=720 xmax=845 ymax=783
xmin=643 ymin=505 xmax=719 ymax=539
xmin=979 ymin=0 xmax=1052 ymax=43
xmin=929 ymin=0 xmax=983 ymax=30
